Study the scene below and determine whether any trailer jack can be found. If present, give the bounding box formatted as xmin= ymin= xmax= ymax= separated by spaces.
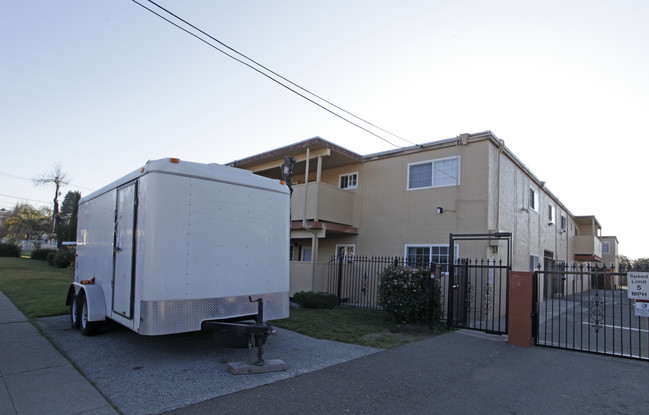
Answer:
xmin=202 ymin=297 xmax=287 ymax=374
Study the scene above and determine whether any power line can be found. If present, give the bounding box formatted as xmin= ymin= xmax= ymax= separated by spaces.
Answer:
xmin=0 ymin=193 xmax=51 ymax=205
xmin=0 ymin=171 xmax=94 ymax=192
xmin=130 ymin=0 xmax=417 ymax=148
xmin=144 ymin=0 xmax=418 ymax=147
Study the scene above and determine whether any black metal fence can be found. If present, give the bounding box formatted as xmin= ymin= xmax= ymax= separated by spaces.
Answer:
xmin=534 ymin=264 xmax=649 ymax=361
xmin=326 ymin=255 xmax=508 ymax=332
xmin=326 ymin=256 xmax=450 ymax=315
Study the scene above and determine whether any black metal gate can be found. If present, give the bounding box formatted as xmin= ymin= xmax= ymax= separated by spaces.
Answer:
xmin=534 ymin=266 xmax=649 ymax=361
xmin=447 ymin=233 xmax=512 ymax=334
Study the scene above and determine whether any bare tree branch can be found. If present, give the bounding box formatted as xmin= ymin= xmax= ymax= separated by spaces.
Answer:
xmin=33 ymin=163 xmax=71 ymax=245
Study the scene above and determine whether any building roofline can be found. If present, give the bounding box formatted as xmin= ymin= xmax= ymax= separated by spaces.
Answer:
xmin=227 ymin=136 xmax=362 ymax=167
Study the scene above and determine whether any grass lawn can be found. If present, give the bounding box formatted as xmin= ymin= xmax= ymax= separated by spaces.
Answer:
xmin=271 ymin=306 xmax=444 ymax=349
xmin=0 ymin=257 xmax=444 ymax=348
xmin=0 ymin=257 xmax=74 ymax=318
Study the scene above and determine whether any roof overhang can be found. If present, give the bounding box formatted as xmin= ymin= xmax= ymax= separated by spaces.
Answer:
xmin=227 ymin=137 xmax=362 ymax=180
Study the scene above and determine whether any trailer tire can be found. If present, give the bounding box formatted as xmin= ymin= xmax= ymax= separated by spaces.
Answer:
xmin=70 ymin=293 xmax=81 ymax=330
xmin=80 ymin=296 xmax=101 ymax=336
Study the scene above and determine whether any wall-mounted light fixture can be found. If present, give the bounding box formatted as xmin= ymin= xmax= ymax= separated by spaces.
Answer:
xmin=436 ymin=207 xmax=443 ymax=214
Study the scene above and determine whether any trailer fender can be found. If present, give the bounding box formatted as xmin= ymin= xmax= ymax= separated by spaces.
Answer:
xmin=70 ymin=282 xmax=106 ymax=322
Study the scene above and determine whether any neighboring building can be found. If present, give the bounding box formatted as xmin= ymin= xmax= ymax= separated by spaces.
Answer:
xmin=228 ymin=131 xmax=617 ymax=294
xmin=601 ymin=235 xmax=620 ymax=270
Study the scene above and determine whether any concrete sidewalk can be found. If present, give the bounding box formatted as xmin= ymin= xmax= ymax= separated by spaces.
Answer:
xmin=0 ymin=291 xmax=118 ymax=415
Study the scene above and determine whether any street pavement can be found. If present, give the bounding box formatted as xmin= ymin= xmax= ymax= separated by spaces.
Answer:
xmin=2 ymin=289 xmax=648 ymax=415
xmin=165 ymin=330 xmax=648 ymax=415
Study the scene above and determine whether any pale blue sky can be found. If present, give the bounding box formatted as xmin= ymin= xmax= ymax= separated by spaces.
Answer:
xmin=1 ymin=0 xmax=647 ymax=258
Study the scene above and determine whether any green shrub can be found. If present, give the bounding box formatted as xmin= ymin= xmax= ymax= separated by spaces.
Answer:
xmin=0 ymin=243 xmax=21 ymax=257
xmin=31 ymin=248 xmax=56 ymax=261
xmin=52 ymin=248 xmax=75 ymax=268
xmin=46 ymin=251 xmax=57 ymax=266
xmin=292 ymin=291 xmax=339 ymax=309
xmin=378 ymin=265 xmax=442 ymax=325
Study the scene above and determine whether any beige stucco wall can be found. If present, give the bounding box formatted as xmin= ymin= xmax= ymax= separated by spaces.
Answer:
xmin=315 ymin=140 xmax=491 ymax=261
xmin=310 ymin=137 xmax=581 ymax=272
xmin=490 ymin=144 xmax=576 ymax=271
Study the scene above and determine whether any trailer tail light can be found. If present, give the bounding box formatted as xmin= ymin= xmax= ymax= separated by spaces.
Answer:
xmin=169 ymin=158 xmax=180 ymax=164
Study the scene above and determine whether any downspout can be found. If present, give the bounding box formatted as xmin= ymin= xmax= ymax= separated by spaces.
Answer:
xmin=302 ymin=148 xmax=319 ymax=291
xmin=496 ymin=139 xmax=504 ymax=233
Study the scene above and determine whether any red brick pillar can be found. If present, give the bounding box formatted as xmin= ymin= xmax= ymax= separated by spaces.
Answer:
xmin=508 ymin=271 xmax=534 ymax=348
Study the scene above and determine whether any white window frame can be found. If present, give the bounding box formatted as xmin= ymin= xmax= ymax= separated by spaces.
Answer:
xmin=404 ymin=244 xmax=459 ymax=273
xmin=530 ymin=254 xmax=540 ymax=271
xmin=560 ymin=214 xmax=567 ymax=231
xmin=548 ymin=204 xmax=555 ymax=224
xmin=301 ymin=247 xmax=312 ymax=262
xmin=335 ymin=244 xmax=356 ymax=262
xmin=602 ymin=241 xmax=610 ymax=255
xmin=339 ymin=172 xmax=358 ymax=189
xmin=407 ymin=156 xmax=460 ymax=190
xmin=529 ymin=188 xmax=539 ymax=212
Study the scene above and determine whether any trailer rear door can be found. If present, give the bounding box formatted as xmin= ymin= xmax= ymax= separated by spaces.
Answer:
xmin=112 ymin=181 xmax=137 ymax=319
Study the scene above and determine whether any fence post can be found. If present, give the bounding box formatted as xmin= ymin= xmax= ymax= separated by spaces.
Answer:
xmin=336 ymin=246 xmax=344 ymax=304
xmin=508 ymin=271 xmax=534 ymax=347
xmin=427 ymin=263 xmax=440 ymax=330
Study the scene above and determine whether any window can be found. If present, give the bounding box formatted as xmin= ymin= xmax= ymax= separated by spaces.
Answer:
xmin=529 ymin=255 xmax=540 ymax=271
xmin=289 ymin=245 xmax=295 ymax=261
xmin=408 ymin=157 xmax=459 ymax=190
xmin=301 ymin=247 xmax=312 ymax=262
xmin=335 ymin=244 xmax=355 ymax=262
xmin=560 ymin=214 xmax=567 ymax=231
xmin=339 ymin=172 xmax=358 ymax=189
xmin=602 ymin=241 xmax=610 ymax=255
xmin=548 ymin=204 xmax=555 ymax=224
xmin=529 ymin=188 xmax=539 ymax=212
xmin=405 ymin=244 xmax=458 ymax=273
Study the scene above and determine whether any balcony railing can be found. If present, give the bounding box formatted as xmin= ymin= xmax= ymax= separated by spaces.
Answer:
xmin=291 ymin=182 xmax=356 ymax=226
xmin=574 ymin=235 xmax=602 ymax=259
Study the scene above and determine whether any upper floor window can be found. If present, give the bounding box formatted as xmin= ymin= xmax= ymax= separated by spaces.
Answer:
xmin=548 ymin=204 xmax=555 ymax=224
xmin=602 ymin=241 xmax=610 ymax=255
xmin=529 ymin=188 xmax=539 ymax=212
xmin=339 ymin=172 xmax=358 ymax=189
xmin=560 ymin=214 xmax=567 ymax=231
xmin=408 ymin=156 xmax=459 ymax=190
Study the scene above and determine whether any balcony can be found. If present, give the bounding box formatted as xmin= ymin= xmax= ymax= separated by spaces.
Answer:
xmin=291 ymin=182 xmax=356 ymax=227
xmin=574 ymin=235 xmax=603 ymax=262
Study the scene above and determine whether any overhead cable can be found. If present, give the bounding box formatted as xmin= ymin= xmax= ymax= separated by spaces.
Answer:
xmin=130 ymin=0 xmax=417 ymax=148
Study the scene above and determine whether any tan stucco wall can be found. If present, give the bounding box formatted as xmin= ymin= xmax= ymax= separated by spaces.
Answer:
xmin=312 ymin=137 xmax=580 ymax=271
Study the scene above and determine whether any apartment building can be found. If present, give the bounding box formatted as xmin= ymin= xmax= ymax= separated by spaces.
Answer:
xmin=228 ymin=131 xmax=615 ymax=294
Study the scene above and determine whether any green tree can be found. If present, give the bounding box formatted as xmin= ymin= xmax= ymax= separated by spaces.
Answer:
xmin=619 ymin=255 xmax=632 ymax=271
xmin=33 ymin=163 xmax=69 ymax=248
xmin=633 ymin=258 xmax=649 ymax=271
xmin=58 ymin=190 xmax=81 ymax=242
xmin=5 ymin=203 xmax=51 ymax=241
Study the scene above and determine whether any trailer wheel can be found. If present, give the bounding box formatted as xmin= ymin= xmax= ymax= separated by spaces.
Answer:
xmin=70 ymin=293 xmax=81 ymax=330
xmin=80 ymin=296 xmax=101 ymax=336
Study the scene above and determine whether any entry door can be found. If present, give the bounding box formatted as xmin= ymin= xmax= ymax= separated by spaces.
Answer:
xmin=113 ymin=181 xmax=137 ymax=318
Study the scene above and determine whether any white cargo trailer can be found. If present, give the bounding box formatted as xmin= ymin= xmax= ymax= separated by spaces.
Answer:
xmin=66 ymin=158 xmax=290 ymax=350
